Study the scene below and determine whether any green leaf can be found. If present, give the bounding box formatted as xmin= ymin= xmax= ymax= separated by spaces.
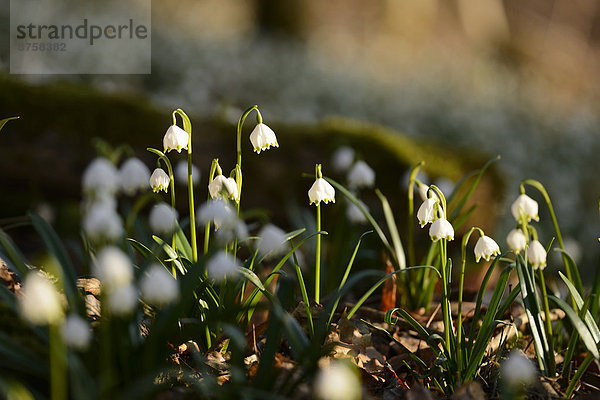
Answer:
xmin=0 ymin=230 xmax=29 ymax=278
xmin=558 ymin=271 xmax=600 ymax=343
xmin=375 ymin=189 xmax=406 ymax=269
xmin=0 ymin=116 xmax=19 ymax=133
xmin=549 ymin=295 xmax=600 ymax=360
xmin=449 ymin=156 xmax=499 ymax=221
xmin=237 ymin=267 xmax=266 ymax=292
xmin=152 ymin=235 xmax=186 ymax=275
xmin=173 ymin=225 xmax=193 ymax=261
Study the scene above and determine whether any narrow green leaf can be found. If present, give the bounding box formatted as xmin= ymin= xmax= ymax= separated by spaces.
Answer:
xmin=449 ymin=155 xmax=499 ymax=221
xmin=558 ymin=271 xmax=600 ymax=344
xmin=549 ymin=295 xmax=600 ymax=360
xmin=0 ymin=230 xmax=29 ymax=278
xmin=152 ymin=235 xmax=186 ymax=274
xmin=0 ymin=116 xmax=19 ymax=133
xmin=375 ymin=189 xmax=406 ymax=269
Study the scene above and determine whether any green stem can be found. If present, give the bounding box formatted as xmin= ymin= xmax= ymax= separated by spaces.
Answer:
xmin=49 ymin=323 xmax=66 ymax=400
xmin=566 ymin=353 xmax=594 ymax=397
xmin=203 ymin=159 xmax=219 ymax=256
xmin=537 ymin=268 xmax=556 ymax=375
xmin=236 ymin=105 xmax=258 ymax=169
xmin=174 ymin=108 xmax=198 ymax=263
xmin=315 ymin=203 xmax=321 ymax=304
xmin=440 ymin=239 xmax=452 ymax=359
xmin=407 ymin=162 xmax=424 ymax=267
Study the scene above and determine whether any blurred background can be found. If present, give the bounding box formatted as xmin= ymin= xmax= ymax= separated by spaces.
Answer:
xmin=1 ymin=0 xmax=600 ymax=276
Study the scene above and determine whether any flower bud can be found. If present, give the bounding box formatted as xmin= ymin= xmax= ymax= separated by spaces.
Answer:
xmin=528 ymin=240 xmax=547 ymax=269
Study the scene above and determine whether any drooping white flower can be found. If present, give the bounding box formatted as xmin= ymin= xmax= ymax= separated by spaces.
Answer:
xmin=163 ymin=125 xmax=189 ymax=153
xmin=331 ymin=146 xmax=355 ymax=172
xmin=82 ymin=203 xmax=124 ymax=242
xmin=429 ymin=218 xmax=454 ymax=242
xmin=347 ymin=160 xmax=375 ymax=188
xmin=119 ymin=158 xmax=151 ymax=195
xmin=61 ymin=314 xmax=92 ymax=350
xmin=417 ymin=183 xmax=429 ymax=201
xmin=417 ymin=198 xmax=439 ymax=228
xmin=197 ymin=199 xmax=237 ymax=230
xmin=506 ymin=229 xmax=527 ymax=253
xmin=149 ymin=203 xmax=178 ymax=234
xmin=19 ymin=272 xmax=64 ymax=325
xmin=314 ymin=361 xmax=361 ymax=400
xmin=474 ymin=235 xmax=500 ymax=262
xmin=175 ymin=160 xmax=200 ymax=186
xmin=528 ymin=240 xmax=547 ymax=269
xmin=308 ymin=178 xmax=336 ymax=206
xmin=257 ymin=224 xmax=288 ymax=259
xmin=346 ymin=199 xmax=368 ymax=224
xmin=501 ymin=351 xmax=536 ymax=388
xmin=511 ymin=194 xmax=539 ymax=223
xmin=140 ymin=264 xmax=179 ymax=306
xmin=208 ymin=175 xmax=239 ymax=202
xmin=82 ymin=157 xmax=119 ymax=195
xmin=107 ymin=284 xmax=138 ymax=315
xmin=206 ymin=251 xmax=240 ymax=282
xmin=150 ymin=168 xmax=170 ymax=193
xmin=93 ymin=246 xmax=133 ymax=289
xmin=249 ymin=123 xmax=279 ymax=154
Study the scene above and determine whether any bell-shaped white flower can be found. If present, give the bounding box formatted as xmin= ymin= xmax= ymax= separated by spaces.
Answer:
xmin=249 ymin=123 xmax=279 ymax=154
xmin=346 ymin=199 xmax=368 ymax=224
xmin=332 ymin=146 xmax=355 ymax=172
xmin=197 ymin=199 xmax=236 ymax=230
xmin=308 ymin=178 xmax=336 ymax=206
xmin=511 ymin=194 xmax=539 ymax=223
xmin=506 ymin=229 xmax=527 ymax=253
xmin=429 ymin=218 xmax=454 ymax=242
xmin=417 ymin=183 xmax=429 ymax=202
xmin=501 ymin=351 xmax=536 ymax=388
xmin=82 ymin=157 xmax=119 ymax=195
xmin=257 ymin=224 xmax=288 ymax=259
xmin=314 ymin=361 xmax=361 ymax=400
xmin=528 ymin=240 xmax=547 ymax=269
xmin=61 ymin=314 xmax=92 ymax=350
xmin=347 ymin=160 xmax=375 ymax=188
xmin=119 ymin=158 xmax=150 ymax=195
xmin=417 ymin=197 xmax=439 ymax=228
xmin=19 ymin=272 xmax=64 ymax=325
xmin=163 ymin=125 xmax=189 ymax=153
xmin=140 ymin=264 xmax=179 ymax=306
xmin=175 ymin=160 xmax=200 ymax=186
xmin=150 ymin=168 xmax=170 ymax=193
xmin=208 ymin=175 xmax=239 ymax=202
xmin=149 ymin=203 xmax=178 ymax=234
xmin=206 ymin=251 xmax=240 ymax=282
xmin=93 ymin=246 xmax=133 ymax=289
xmin=82 ymin=203 xmax=124 ymax=242
xmin=474 ymin=235 xmax=500 ymax=262
xmin=107 ymin=284 xmax=138 ymax=315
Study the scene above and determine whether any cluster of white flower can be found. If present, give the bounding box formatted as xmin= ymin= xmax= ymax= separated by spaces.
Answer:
xmin=416 ymin=193 xmax=454 ymax=242
xmin=507 ymin=193 xmax=547 ymax=269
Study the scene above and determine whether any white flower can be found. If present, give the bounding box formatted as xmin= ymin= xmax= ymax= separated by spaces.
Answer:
xmin=474 ymin=235 xmax=500 ymax=262
xmin=149 ymin=203 xmax=178 ymax=234
xmin=93 ymin=246 xmax=133 ymax=289
xmin=163 ymin=125 xmax=189 ymax=153
xmin=208 ymin=175 xmax=239 ymax=202
xmin=257 ymin=224 xmax=288 ymax=259
xmin=150 ymin=168 xmax=170 ymax=193
xmin=175 ymin=160 xmax=200 ymax=186
xmin=501 ymin=351 xmax=536 ymax=388
xmin=107 ymin=284 xmax=138 ymax=315
xmin=140 ymin=264 xmax=179 ymax=306
xmin=429 ymin=218 xmax=454 ymax=242
xmin=528 ymin=240 xmax=547 ymax=269
xmin=82 ymin=157 xmax=119 ymax=195
xmin=249 ymin=123 xmax=279 ymax=154
xmin=506 ymin=229 xmax=527 ymax=253
xmin=82 ymin=203 xmax=124 ymax=242
xmin=61 ymin=314 xmax=92 ymax=350
xmin=511 ymin=194 xmax=539 ymax=223
xmin=119 ymin=158 xmax=150 ymax=195
xmin=417 ymin=197 xmax=439 ymax=228
xmin=308 ymin=178 xmax=336 ymax=206
xmin=197 ymin=199 xmax=237 ymax=230
xmin=332 ymin=146 xmax=355 ymax=172
xmin=206 ymin=251 xmax=240 ymax=282
xmin=347 ymin=160 xmax=375 ymax=188
xmin=19 ymin=272 xmax=64 ymax=325
xmin=417 ymin=183 xmax=429 ymax=201
xmin=314 ymin=361 xmax=361 ymax=400
xmin=346 ymin=199 xmax=368 ymax=224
